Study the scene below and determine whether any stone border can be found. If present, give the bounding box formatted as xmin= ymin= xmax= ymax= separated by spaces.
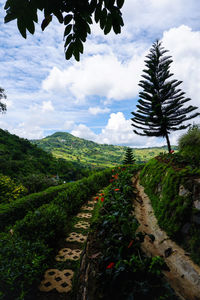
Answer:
xmin=134 ymin=177 xmax=200 ymax=300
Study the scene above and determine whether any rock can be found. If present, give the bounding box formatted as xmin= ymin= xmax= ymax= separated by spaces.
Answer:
xmin=194 ymin=200 xmax=200 ymax=210
xmin=164 ymin=247 xmax=173 ymax=258
xmin=179 ymin=185 xmax=190 ymax=197
xmin=192 ymin=214 xmax=200 ymax=225
xmin=181 ymin=223 xmax=191 ymax=235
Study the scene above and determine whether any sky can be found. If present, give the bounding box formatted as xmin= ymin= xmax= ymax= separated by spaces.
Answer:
xmin=0 ymin=0 xmax=200 ymax=148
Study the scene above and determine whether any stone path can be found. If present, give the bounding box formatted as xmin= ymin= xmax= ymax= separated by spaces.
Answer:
xmin=38 ymin=192 xmax=101 ymax=295
xmin=133 ymin=176 xmax=200 ymax=300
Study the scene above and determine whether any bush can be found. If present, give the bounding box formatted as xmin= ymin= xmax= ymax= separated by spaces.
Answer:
xmin=0 ymin=168 xmax=113 ymax=231
xmin=53 ymin=169 xmax=113 ymax=212
xmin=21 ymin=173 xmax=58 ymax=194
xmin=13 ymin=203 xmax=67 ymax=247
xmin=0 ymin=174 xmax=27 ymax=204
xmin=178 ymin=125 xmax=200 ymax=165
xmin=0 ymin=232 xmax=50 ymax=300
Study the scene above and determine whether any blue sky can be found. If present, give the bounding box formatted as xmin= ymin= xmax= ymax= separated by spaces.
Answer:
xmin=0 ymin=0 xmax=200 ymax=147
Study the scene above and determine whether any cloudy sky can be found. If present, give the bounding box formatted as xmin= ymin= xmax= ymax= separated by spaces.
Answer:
xmin=0 ymin=0 xmax=200 ymax=147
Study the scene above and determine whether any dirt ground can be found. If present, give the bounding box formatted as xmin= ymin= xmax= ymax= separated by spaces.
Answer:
xmin=132 ymin=176 xmax=200 ymax=300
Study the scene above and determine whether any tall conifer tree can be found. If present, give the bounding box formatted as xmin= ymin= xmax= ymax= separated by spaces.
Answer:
xmin=131 ymin=41 xmax=200 ymax=152
xmin=123 ymin=147 xmax=135 ymax=165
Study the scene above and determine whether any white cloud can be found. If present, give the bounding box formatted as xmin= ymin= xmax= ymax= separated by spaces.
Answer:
xmin=70 ymin=112 xmax=165 ymax=147
xmin=162 ymin=25 xmax=200 ymax=110
xmin=71 ymin=124 xmax=98 ymax=141
xmin=42 ymin=52 xmax=145 ymax=101
xmin=42 ymin=100 xmax=54 ymax=112
xmin=1 ymin=0 xmax=200 ymax=147
xmin=88 ymin=106 xmax=110 ymax=115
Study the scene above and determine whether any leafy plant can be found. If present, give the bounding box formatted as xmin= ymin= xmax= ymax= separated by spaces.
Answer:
xmin=13 ymin=203 xmax=67 ymax=246
xmin=0 ymin=174 xmax=27 ymax=204
xmin=91 ymin=165 xmax=177 ymax=299
xmin=0 ymin=232 xmax=50 ymax=300
xmin=178 ymin=124 xmax=200 ymax=165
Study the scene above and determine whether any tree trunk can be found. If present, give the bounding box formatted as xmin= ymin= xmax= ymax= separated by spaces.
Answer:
xmin=165 ymin=132 xmax=171 ymax=153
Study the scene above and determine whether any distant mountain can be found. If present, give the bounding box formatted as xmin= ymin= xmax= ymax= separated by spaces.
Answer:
xmin=32 ymin=131 xmax=173 ymax=168
xmin=0 ymin=129 xmax=90 ymax=186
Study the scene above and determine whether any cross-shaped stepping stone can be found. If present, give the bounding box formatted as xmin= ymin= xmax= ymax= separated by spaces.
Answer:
xmin=66 ymin=232 xmax=87 ymax=243
xmin=55 ymin=248 xmax=82 ymax=261
xmin=81 ymin=205 xmax=94 ymax=211
xmin=87 ymin=200 xmax=95 ymax=205
xmin=39 ymin=269 xmax=74 ymax=293
xmin=76 ymin=212 xmax=92 ymax=219
xmin=74 ymin=220 xmax=90 ymax=229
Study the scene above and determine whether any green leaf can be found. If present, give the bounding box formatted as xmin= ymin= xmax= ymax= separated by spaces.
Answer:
xmin=113 ymin=22 xmax=121 ymax=34
xmin=117 ymin=0 xmax=124 ymax=9
xmin=41 ymin=15 xmax=52 ymax=31
xmin=73 ymin=48 xmax=80 ymax=62
xmin=54 ymin=10 xmax=64 ymax=23
xmin=26 ymin=20 xmax=35 ymax=34
xmin=4 ymin=12 xmax=17 ymax=23
xmin=64 ymin=14 xmax=73 ymax=25
xmin=64 ymin=24 xmax=72 ymax=37
xmin=94 ymin=5 xmax=101 ymax=23
xmin=4 ymin=0 xmax=11 ymax=10
xmin=64 ymin=34 xmax=73 ymax=48
xmin=100 ymin=8 xmax=107 ymax=30
xmin=65 ymin=42 xmax=74 ymax=60
xmin=76 ymin=39 xmax=83 ymax=54
xmin=17 ymin=17 xmax=26 ymax=38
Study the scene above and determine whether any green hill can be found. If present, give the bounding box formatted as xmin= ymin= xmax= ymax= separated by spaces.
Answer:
xmin=0 ymin=129 xmax=90 ymax=192
xmin=32 ymin=131 xmax=175 ymax=167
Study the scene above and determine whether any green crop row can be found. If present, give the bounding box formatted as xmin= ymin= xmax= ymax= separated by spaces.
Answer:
xmin=0 ymin=168 xmax=112 ymax=300
xmin=0 ymin=169 xmax=112 ymax=232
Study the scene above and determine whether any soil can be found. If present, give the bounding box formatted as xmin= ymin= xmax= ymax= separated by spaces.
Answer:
xmin=132 ymin=175 xmax=200 ymax=300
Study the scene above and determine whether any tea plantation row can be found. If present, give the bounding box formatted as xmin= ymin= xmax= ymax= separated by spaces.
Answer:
xmin=0 ymin=168 xmax=112 ymax=300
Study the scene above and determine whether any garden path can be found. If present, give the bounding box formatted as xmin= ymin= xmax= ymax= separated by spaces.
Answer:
xmin=132 ymin=176 xmax=200 ymax=300
xmin=38 ymin=192 xmax=102 ymax=299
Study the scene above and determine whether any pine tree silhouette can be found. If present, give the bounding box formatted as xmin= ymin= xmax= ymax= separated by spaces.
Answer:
xmin=131 ymin=41 xmax=199 ymax=152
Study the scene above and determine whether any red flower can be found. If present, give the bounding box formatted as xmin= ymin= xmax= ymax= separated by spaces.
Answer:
xmin=114 ymin=188 xmax=120 ymax=191
xmin=101 ymin=197 xmax=104 ymax=202
xmin=112 ymin=169 xmax=114 ymax=172
xmin=100 ymin=193 xmax=104 ymax=196
xmin=170 ymin=150 xmax=174 ymax=154
xmin=106 ymin=262 xmax=115 ymax=269
xmin=110 ymin=179 xmax=113 ymax=182
xmin=94 ymin=196 xmax=99 ymax=201
xmin=128 ymin=240 xmax=134 ymax=248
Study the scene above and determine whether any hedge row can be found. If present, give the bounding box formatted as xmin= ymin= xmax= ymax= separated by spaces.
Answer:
xmin=0 ymin=169 xmax=112 ymax=231
xmin=1 ymin=168 xmax=113 ymax=300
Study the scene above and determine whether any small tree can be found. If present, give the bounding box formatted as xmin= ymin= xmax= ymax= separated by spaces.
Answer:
xmin=0 ymin=87 xmax=7 ymax=113
xmin=123 ymin=147 xmax=135 ymax=165
xmin=131 ymin=41 xmax=200 ymax=153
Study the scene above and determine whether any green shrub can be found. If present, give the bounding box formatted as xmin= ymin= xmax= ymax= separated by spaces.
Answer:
xmin=0 ymin=183 xmax=69 ymax=231
xmin=53 ymin=169 xmax=113 ymax=212
xmin=178 ymin=125 xmax=200 ymax=165
xmin=140 ymin=157 xmax=200 ymax=265
xmin=21 ymin=173 xmax=58 ymax=193
xmin=0 ymin=174 xmax=27 ymax=204
xmin=14 ymin=203 xmax=67 ymax=247
xmin=0 ymin=168 xmax=113 ymax=231
xmin=0 ymin=232 xmax=50 ymax=300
